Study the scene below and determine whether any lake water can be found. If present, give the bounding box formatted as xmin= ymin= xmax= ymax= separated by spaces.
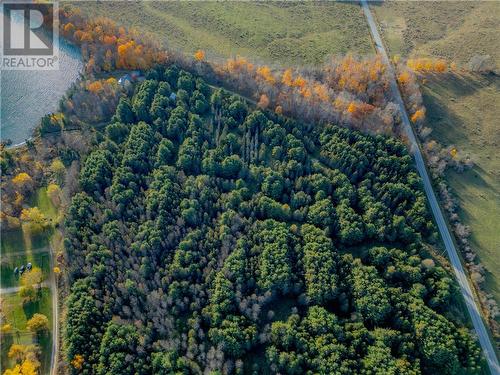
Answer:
xmin=1 ymin=10 xmax=83 ymax=145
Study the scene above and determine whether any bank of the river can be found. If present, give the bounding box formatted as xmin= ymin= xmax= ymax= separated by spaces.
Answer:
xmin=0 ymin=7 xmax=83 ymax=146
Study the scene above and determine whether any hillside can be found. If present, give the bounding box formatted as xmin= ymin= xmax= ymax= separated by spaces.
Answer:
xmin=423 ymin=74 xmax=500 ymax=304
xmin=62 ymin=66 xmax=484 ymax=374
xmin=372 ymin=1 xmax=500 ymax=67
xmin=67 ymin=1 xmax=372 ymax=66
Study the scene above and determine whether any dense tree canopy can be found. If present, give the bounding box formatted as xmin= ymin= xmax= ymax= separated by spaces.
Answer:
xmin=63 ymin=66 xmax=483 ymax=374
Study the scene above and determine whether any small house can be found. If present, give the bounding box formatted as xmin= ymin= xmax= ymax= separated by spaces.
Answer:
xmin=118 ymin=74 xmax=132 ymax=86
xmin=119 ymin=71 xmax=145 ymax=86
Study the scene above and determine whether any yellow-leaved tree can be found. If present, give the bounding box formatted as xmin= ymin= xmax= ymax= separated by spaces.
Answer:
xmin=20 ymin=207 xmax=49 ymax=232
xmin=12 ymin=173 xmax=33 ymax=194
xmin=3 ymin=359 xmax=39 ymax=375
xmin=4 ymin=344 xmax=40 ymax=375
xmin=26 ymin=313 xmax=49 ymax=334
xmin=21 ymin=267 xmax=43 ymax=290
xmin=1 ymin=323 xmax=12 ymax=335
xmin=46 ymin=183 xmax=62 ymax=207
xmin=8 ymin=344 xmax=26 ymax=362
xmin=71 ymin=354 xmax=85 ymax=370
xmin=50 ymin=158 xmax=65 ymax=182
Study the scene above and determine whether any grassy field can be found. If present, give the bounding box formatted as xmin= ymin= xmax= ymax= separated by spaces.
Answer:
xmin=372 ymin=1 xmax=500 ymax=66
xmin=1 ymin=289 xmax=53 ymax=374
xmin=1 ymin=227 xmax=50 ymax=255
xmin=68 ymin=1 xmax=373 ymax=66
xmin=423 ymin=74 xmax=500 ymax=303
xmin=1 ymin=289 xmax=52 ymax=333
xmin=1 ymin=188 xmax=57 ymax=374
xmin=1 ymin=188 xmax=56 ymax=288
xmin=1 ymin=252 xmax=50 ymax=288
xmin=28 ymin=187 xmax=59 ymax=222
xmin=373 ymin=1 xmax=500 ymax=304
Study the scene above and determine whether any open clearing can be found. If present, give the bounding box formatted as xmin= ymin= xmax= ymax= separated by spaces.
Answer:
xmin=372 ymin=1 xmax=500 ymax=66
xmin=69 ymin=1 xmax=372 ymax=66
xmin=373 ymin=1 xmax=500 ymax=305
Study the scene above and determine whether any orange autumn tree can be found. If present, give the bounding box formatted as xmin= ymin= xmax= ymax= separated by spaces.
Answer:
xmin=347 ymin=101 xmax=374 ymax=119
xmin=313 ymin=84 xmax=329 ymax=102
xmin=411 ymin=108 xmax=425 ymax=123
xmin=292 ymin=76 xmax=307 ymax=89
xmin=434 ymin=59 xmax=447 ymax=73
xmin=194 ymin=50 xmax=205 ymax=62
xmin=63 ymin=22 xmax=75 ymax=35
xmin=87 ymin=81 xmax=103 ymax=93
xmin=103 ymin=35 xmax=117 ymax=45
xmin=59 ymin=6 xmax=167 ymax=73
xmin=407 ymin=58 xmax=448 ymax=73
xmin=256 ymin=66 xmax=276 ymax=85
xmin=257 ymin=94 xmax=270 ymax=109
xmin=333 ymin=55 xmax=384 ymax=94
xmin=299 ymin=86 xmax=312 ymax=99
xmin=398 ymin=70 xmax=412 ymax=85
xmin=279 ymin=69 xmax=316 ymax=100
xmin=225 ymin=56 xmax=254 ymax=73
xmin=116 ymin=40 xmax=137 ymax=69
xmin=282 ymin=69 xmax=293 ymax=86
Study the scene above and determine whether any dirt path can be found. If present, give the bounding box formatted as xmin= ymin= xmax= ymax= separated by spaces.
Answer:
xmin=1 ymin=246 xmax=51 ymax=258
xmin=0 ymin=281 xmax=49 ymax=294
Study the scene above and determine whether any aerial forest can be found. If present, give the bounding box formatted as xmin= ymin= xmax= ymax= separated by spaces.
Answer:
xmin=62 ymin=66 xmax=483 ymax=374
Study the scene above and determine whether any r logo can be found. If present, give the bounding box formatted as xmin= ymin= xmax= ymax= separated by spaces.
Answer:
xmin=1 ymin=2 xmax=59 ymax=70
xmin=3 ymin=3 xmax=54 ymax=56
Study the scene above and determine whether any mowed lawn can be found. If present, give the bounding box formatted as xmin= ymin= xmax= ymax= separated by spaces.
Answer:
xmin=68 ymin=1 xmax=373 ymax=66
xmin=1 ymin=187 xmax=57 ymax=374
xmin=1 ymin=252 xmax=50 ymax=289
xmin=1 ymin=289 xmax=53 ymax=374
xmin=373 ymin=1 xmax=500 ymax=305
xmin=1 ymin=187 xmax=56 ymax=288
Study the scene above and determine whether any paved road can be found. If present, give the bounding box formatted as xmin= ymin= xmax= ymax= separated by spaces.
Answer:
xmin=48 ymin=245 xmax=59 ymax=375
xmin=360 ymin=2 xmax=499 ymax=374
